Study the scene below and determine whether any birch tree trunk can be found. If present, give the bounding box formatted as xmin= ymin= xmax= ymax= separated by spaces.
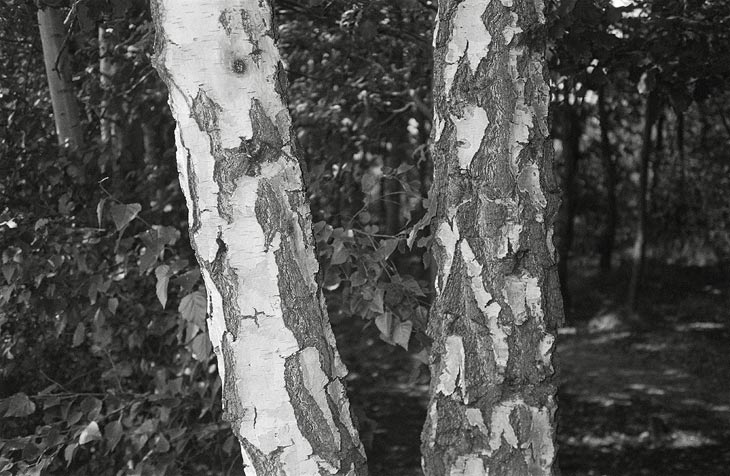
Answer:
xmin=628 ymin=91 xmax=658 ymax=312
xmin=37 ymin=5 xmax=83 ymax=149
xmin=422 ymin=1 xmax=561 ymax=474
xmin=598 ymin=87 xmax=617 ymax=272
xmin=150 ymin=2 xmax=367 ymax=474
xmin=556 ymin=101 xmax=581 ymax=314
xmin=99 ymin=20 xmax=122 ymax=164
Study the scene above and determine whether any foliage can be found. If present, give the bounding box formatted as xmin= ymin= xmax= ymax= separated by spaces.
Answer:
xmin=0 ymin=2 xmax=236 ymax=475
xmin=549 ymin=0 xmax=730 ymax=273
xmin=278 ymin=0 xmax=435 ymax=348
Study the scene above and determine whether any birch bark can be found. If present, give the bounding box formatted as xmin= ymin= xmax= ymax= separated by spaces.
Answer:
xmin=150 ymin=2 xmax=367 ymax=474
xmin=37 ymin=5 xmax=83 ymax=149
xmin=422 ymin=0 xmax=562 ymax=474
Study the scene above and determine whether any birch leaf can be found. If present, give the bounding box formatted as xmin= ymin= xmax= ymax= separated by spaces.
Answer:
xmin=64 ymin=443 xmax=77 ymax=466
xmin=104 ymin=421 xmax=123 ymax=451
xmin=392 ymin=319 xmax=413 ymax=350
xmin=375 ymin=238 xmax=398 ymax=261
xmin=155 ymin=265 xmax=170 ymax=309
xmin=331 ymin=239 xmax=349 ymax=265
xmin=349 ymin=270 xmax=367 ymax=287
xmin=3 ymin=392 xmax=35 ymax=417
xmin=190 ymin=332 xmax=211 ymax=362
xmin=107 ymin=297 xmax=119 ymax=315
xmin=375 ymin=312 xmax=392 ymax=338
xmin=109 ymin=203 xmax=141 ymax=231
xmin=79 ymin=421 xmax=101 ymax=445
xmin=72 ymin=322 xmax=85 ymax=347
xmin=179 ymin=291 xmax=207 ymax=327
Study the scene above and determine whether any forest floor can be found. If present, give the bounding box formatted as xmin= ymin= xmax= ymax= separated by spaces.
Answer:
xmin=336 ymin=261 xmax=730 ymax=476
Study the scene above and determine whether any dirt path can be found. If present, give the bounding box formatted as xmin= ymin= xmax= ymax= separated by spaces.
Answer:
xmin=338 ymin=264 xmax=730 ymax=475
xmin=557 ymin=323 xmax=730 ymax=476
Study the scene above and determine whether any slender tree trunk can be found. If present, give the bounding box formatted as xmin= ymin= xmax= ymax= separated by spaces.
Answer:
xmin=99 ymin=21 xmax=121 ymax=156
xmin=628 ymin=92 xmax=658 ymax=312
xmin=141 ymin=119 xmax=157 ymax=163
xmin=556 ymin=102 xmax=581 ymax=313
xmin=598 ymin=88 xmax=617 ymax=272
xmin=675 ymin=111 xmax=685 ymax=232
xmin=37 ymin=5 xmax=83 ymax=149
xmin=422 ymin=1 xmax=561 ymax=474
xmin=98 ymin=19 xmax=127 ymax=190
xmin=649 ymin=111 xmax=664 ymax=208
xmin=382 ymin=150 xmax=401 ymax=236
xmin=151 ymin=2 xmax=367 ymax=474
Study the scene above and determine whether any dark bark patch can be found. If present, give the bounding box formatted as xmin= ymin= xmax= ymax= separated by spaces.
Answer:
xmin=208 ymin=234 xmax=242 ymax=336
xmin=255 ymin=180 xmax=287 ymax=252
xmin=240 ymin=438 xmax=285 ymax=475
xmin=274 ymin=61 xmax=290 ymax=103
xmin=218 ymin=10 xmax=233 ymax=36
xmin=275 ymin=235 xmax=331 ymax=356
xmin=283 ymin=353 xmax=339 ymax=466
xmin=242 ymin=99 xmax=284 ymax=169
xmin=220 ymin=335 xmax=245 ymax=425
xmin=422 ymin=397 xmax=483 ymax=472
xmin=178 ymin=136 xmax=201 ymax=237
xmin=253 ymin=176 xmax=334 ymax=371
xmin=232 ymin=57 xmax=247 ymax=74
xmin=191 ymin=88 xmax=222 ymax=137
xmin=438 ymin=245 xmax=466 ymax=320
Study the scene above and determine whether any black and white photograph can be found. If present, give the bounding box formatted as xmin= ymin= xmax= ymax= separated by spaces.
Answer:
xmin=1 ymin=1 xmax=728 ymax=474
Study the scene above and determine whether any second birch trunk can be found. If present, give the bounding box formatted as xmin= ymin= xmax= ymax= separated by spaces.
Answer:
xmin=422 ymin=0 xmax=561 ymax=474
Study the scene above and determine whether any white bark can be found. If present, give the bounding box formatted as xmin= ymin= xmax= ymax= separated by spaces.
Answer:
xmin=37 ymin=6 xmax=83 ymax=149
xmin=151 ymin=1 xmax=367 ymax=474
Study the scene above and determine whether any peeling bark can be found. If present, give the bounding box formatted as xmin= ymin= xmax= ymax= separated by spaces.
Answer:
xmin=150 ymin=2 xmax=367 ymax=474
xmin=37 ymin=5 xmax=84 ymax=149
xmin=422 ymin=0 xmax=561 ymax=474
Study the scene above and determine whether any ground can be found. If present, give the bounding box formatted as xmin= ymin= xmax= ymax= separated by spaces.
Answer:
xmin=336 ymin=261 xmax=730 ymax=476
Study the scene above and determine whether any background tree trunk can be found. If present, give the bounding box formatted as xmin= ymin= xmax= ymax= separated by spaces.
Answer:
xmin=628 ymin=91 xmax=659 ymax=312
xmin=598 ymin=88 xmax=617 ymax=272
xmin=151 ymin=2 xmax=367 ymax=474
xmin=556 ymin=100 xmax=581 ymax=315
xmin=675 ymin=111 xmax=685 ymax=232
xmin=382 ymin=150 xmax=402 ymax=236
xmin=421 ymin=1 xmax=561 ymax=474
xmin=98 ymin=20 xmax=122 ymax=168
xmin=37 ymin=5 xmax=83 ymax=149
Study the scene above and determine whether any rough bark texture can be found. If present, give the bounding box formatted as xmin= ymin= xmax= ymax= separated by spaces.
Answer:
xmin=150 ymin=2 xmax=367 ymax=474
xmin=37 ymin=6 xmax=84 ymax=149
xmin=628 ymin=92 xmax=658 ymax=312
xmin=421 ymin=1 xmax=561 ymax=475
xmin=597 ymin=88 xmax=616 ymax=272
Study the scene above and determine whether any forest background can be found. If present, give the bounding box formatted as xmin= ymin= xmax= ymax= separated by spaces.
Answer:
xmin=1 ymin=0 xmax=730 ymax=475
